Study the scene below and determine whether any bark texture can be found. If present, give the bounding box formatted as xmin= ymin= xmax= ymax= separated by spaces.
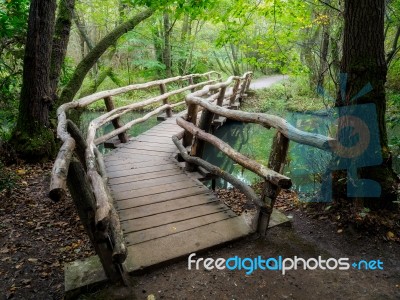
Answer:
xmin=335 ymin=0 xmax=398 ymax=209
xmin=50 ymin=0 xmax=75 ymax=103
xmin=14 ymin=0 xmax=57 ymax=160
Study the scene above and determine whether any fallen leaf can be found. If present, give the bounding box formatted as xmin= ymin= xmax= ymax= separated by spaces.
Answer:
xmin=386 ymin=231 xmax=395 ymax=240
xmin=16 ymin=169 xmax=26 ymax=175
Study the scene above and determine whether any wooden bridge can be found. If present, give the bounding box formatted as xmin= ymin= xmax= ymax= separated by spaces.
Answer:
xmin=49 ymin=71 xmax=336 ymax=291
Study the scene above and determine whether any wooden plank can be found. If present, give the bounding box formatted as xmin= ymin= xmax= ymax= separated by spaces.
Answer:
xmin=110 ymin=174 xmax=189 ymax=192
xmin=108 ymin=164 xmax=183 ymax=180
xmin=120 ymin=201 xmax=228 ymax=227
xmin=111 ymin=180 xmax=206 ymax=200
xmin=125 ymin=212 xmax=237 ymax=245
xmin=146 ymin=124 xmax=181 ymax=131
xmin=116 ymin=186 xmax=211 ymax=210
xmin=129 ymin=137 xmax=173 ymax=146
xmin=113 ymin=148 xmax=172 ymax=157
xmin=125 ymin=217 xmax=252 ymax=272
xmin=145 ymin=128 xmax=181 ymax=134
xmin=105 ymin=159 xmax=171 ymax=172
xmin=104 ymin=153 xmax=157 ymax=163
xmin=109 ymin=168 xmax=183 ymax=185
xmin=138 ymin=132 xmax=176 ymax=138
xmin=118 ymin=194 xmax=218 ymax=220
xmin=119 ymin=144 xmax=176 ymax=153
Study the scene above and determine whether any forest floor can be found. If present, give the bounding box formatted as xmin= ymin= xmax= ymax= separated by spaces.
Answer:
xmin=0 ymin=163 xmax=399 ymax=300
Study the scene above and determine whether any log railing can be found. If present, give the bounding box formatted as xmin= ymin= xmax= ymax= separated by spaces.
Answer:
xmin=49 ymin=71 xmax=221 ymax=283
xmin=175 ymin=73 xmax=338 ymax=234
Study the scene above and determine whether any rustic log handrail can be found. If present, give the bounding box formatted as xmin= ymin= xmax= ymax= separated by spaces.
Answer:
xmin=50 ymin=71 xmax=220 ymax=202
xmin=175 ymin=71 xmax=338 ymax=235
xmin=177 ymin=117 xmax=292 ymax=188
xmin=49 ymin=71 xmax=221 ymax=283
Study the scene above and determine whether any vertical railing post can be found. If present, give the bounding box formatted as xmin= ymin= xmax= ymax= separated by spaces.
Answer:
xmin=216 ymin=86 xmax=227 ymax=107
xmin=159 ymin=83 xmax=173 ymax=118
xmin=188 ymin=76 xmax=195 ymax=93
xmin=230 ymin=79 xmax=241 ymax=108
xmin=183 ymin=103 xmax=198 ymax=148
xmin=212 ymin=86 xmax=227 ymax=127
xmin=257 ymin=131 xmax=290 ymax=236
xmin=183 ymin=103 xmax=199 ymax=171
xmin=238 ymin=74 xmax=249 ymax=102
xmin=244 ymin=73 xmax=253 ymax=93
xmin=103 ymin=96 xmax=128 ymax=143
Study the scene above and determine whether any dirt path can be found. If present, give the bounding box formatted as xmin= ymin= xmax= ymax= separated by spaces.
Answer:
xmin=249 ymin=75 xmax=287 ymax=90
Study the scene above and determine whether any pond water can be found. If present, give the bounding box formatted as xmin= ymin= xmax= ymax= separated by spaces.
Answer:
xmin=203 ymin=112 xmax=333 ymax=200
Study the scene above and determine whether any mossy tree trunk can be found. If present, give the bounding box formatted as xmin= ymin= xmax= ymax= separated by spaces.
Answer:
xmin=163 ymin=12 xmax=172 ymax=77
xmin=333 ymin=0 xmax=398 ymax=209
xmin=50 ymin=0 xmax=75 ymax=104
xmin=57 ymin=8 xmax=154 ymax=107
xmin=13 ymin=0 xmax=57 ymax=161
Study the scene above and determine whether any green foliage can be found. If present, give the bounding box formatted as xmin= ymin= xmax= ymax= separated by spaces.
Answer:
xmin=127 ymin=0 xmax=217 ymax=16
xmin=250 ymin=76 xmax=330 ymax=114
xmin=0 ymin=108 xmax=17 ymax=141
xmin=387 ymin=59 xmax=400 ymax=91
xmin=0 ymin=160 xmax=18 ymax=193
xmin=0 ymin=0 xmax=29 ymax=39
xmin=59 ymin=56 xmax=76 ymax=87
xmin=0 ymin=0 xmax=30 ymax=141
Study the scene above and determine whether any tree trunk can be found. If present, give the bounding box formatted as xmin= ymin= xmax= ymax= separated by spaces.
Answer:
xmin=163 ymin=13 xmax=172 ymax=77
xmin=317 ymin=22 xmax=330 ymax=88
xmin=13 ymin=0 xmax=57 ymax=160
xmin=50 ymin=0 xmax=75 ymax=104
xmin=333 ymin=0 xmax=398 ymax=209
xmin=178 ymin=13 xmax=190 ymax=75
xmin=57 ymin=8 xmax=154 ymax=107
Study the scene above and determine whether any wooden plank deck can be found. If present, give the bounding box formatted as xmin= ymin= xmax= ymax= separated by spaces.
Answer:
xmin=103 ymin=117 xmax=253 ymax=272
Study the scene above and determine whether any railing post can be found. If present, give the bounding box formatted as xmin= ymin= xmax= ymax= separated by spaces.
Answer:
xmin=216 ymin=86 xmax=227 ymax=107
xmin=212 ymin=86 xmax=227 ymax=127
xmin=183 ymin=103 xmax=199 ymax=171
xmin=183 ymin=103 xmax=198 ymax=147
xmin=191 ymin=107 xmax=215 ymax=163
xmin=230 ymin=79 xmax=241 ymax=108
xmin=257 ymin=131 xmax=290 ymax=236
xmin=238 ymin=75 xmax=249 ymax=102
xmin=159 ymin=83 xmax=173 ymax=118
xmin=244 ymin=73 xmax=253 ymax=93
xmin=188 ymin=76 xmax=195 ymax=93
xmin=103 ymin=96 xmax=128 ymax=143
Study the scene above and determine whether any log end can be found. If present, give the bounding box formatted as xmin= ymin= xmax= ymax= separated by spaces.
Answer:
xmin=277 ymin=178 xmax=292 ymax=189
xmin=112 ymin=245 xmax=128 ymax=264
xmin=48 ymin=188 xmax=66 ymax=202
xmin=95 ymin=217 xmax=110 ymax=232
